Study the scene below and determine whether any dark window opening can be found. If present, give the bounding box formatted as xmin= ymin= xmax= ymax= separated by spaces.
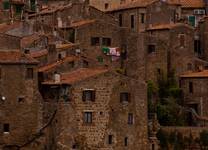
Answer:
xmin=148 ymin=45 xmax=156 ymax=53
xmin=128 ymin=113 xmax=134 ymax=124
xmin=119 ymin=14 xmax=123 ymax=27
xmin=26 ymin=68 xmax=34 ymax=79
xmin=105 ymin=3 xmax=109 ymax=9
xmin=157 ymin=68 xmax=161 ymax=74
xmin=3 ymin=124 xmax=10 ymax=133
xmin=108 ymin=135 xmax=113 ymax=144
xmin=91 ymin=37 xmax=100 ymax=46
xmin=120 ymin=92 xmax=130 ymax=103
xmin=124 ymin=137 xmax=128 ymax=146
xmin=189 ymin=82 xmax=193 ymax=93
xmin=141 ymin=13 xmax=145 ymax=23
xmin=0 ymin=68 xmax=1 ymax=79
xmin=68 ymin=29 xmax=75 ymax=43
xmin=131 ymin=15 xmax=135 ymax=29
xmin=82 ymin=90 xmax=95 ymax=102
xmin=152 ymin=144 xmax=155 ymax=150
xmin=69 ymin=61 xmax=75 ymax=68
xmin=18 ymin=97 xmax=25 ymax=103
xmin=83 ymin=60 xmax=89 ymax=68
xmin=102 ymin=38 xmax=111 ymax=46
xmin=194 ymin=40 xmax=201 ymax=55
xmin=84 ymin=112 xmax=92 ymax=124
xmin=58 ymin=53 xmax=62 ymax=60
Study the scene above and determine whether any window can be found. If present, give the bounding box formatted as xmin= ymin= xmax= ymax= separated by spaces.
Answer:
xmin=0 ymin=68 xmax=1 ymax=79
xmin=26 ymin=68 xmax=34 ymax=79
xmin=130 ymin=15 xmax=135 ymax=29
xmin=194 ymin=40 xmax=201 ymax=54
xmin=91 ymin=37 xmax=100 ymax=46
xmin=102 ymin=38 xmax=111 ymax=46
xmin=124 ymin=137 xmax=128 ymax=146
xmin=141 ymin=13 xmax=145 ymax=23
xmin=120 ymin=92 xmax=130 ymax=103
xmin=3 ymin=0 xmax=10 ymax=10
xmin=3 ymin=124 xmax=10 ymax=133
xmin=187 ymin=63 xmax=192 ymax=71
xmin=128 ymin=113 xmax=134 ymax=124
xmin=18 ymin=97 xmax=25 ymax=103
xmin=84 ymin=112 xmax=92 ymax=124
xmin=179 ymin=34 xmax=185 ymax=47
xmin=189 ymin=82 xmax=193 ymax=93
xmin=119 ymin=14 xmax=123 ymax=27
xmin=69 ymin=61 xmax=75 ymax=68
xmin=82 ymin=90 xmax=95 ymax=102
xmin=148 ymin=45 xmax=156 ymax=53
xmin=105 ymin=3 xmax=109 ymax=9
xmin=108 ymin=135 xmax=113 ymax=144
xmin=83 ymin=60 xmax=89 ymax=68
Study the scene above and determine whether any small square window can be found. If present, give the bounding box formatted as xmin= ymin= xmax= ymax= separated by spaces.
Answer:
xmin=120 ymin=92 xmax=130 ymax=103
xmin=91 ymin=37 xmax=100 ymax=46
xmin=18 ymin=97 xmax=25 ymax=103
xmin=26 ymin=68 xmax=34 ymax=79
xmin=148 ymin=45 xmax=156 ymax=53
xmin=128 ymin=113 xmax=134 ymax=125
xmin=102 ymin=38 xmax=111 ymax=46
xmin=3 ymin=124 xmax=10 ymax=133
xmin=82 ymin=90 xmax=95 ymax=102
xmin=130 ymin=15 xmax=135 ymax=29
xmin=69 ymin=61 xmax=75 ymax=68
xmin=84 ymin=112 xmax=92 ymax=124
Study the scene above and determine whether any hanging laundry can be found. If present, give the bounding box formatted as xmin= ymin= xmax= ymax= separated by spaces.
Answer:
xmin=102 ymin=47 xmax=110 ymax=54
xmin=111 ymin=56 xmax=120 ymax=61
xmin=109 ymin=48 xmax=117 ymax=56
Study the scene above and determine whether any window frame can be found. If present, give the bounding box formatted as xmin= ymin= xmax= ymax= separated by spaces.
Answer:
xmin=83 ymin=112 xmax=93 ymax=124
xmin=91 ymin=37 xmax=100 ymax=46
xmin=82 ymin=90 xmax=96 ymax=102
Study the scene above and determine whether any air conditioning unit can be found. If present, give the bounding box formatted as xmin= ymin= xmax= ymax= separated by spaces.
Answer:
xmin=194 ymin=9 xmax=205 ymax=15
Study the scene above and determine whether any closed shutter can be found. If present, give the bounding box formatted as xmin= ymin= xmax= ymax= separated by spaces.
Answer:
xmin=188 ymin=16 xmax=196 ymax=27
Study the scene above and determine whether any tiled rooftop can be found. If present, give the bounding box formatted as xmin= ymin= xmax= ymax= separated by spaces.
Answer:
xmin=38 ymin=56 xmax=78 ymax=72
xmin=180 ymin=70 xmax=208 ymax=78
xmin=107 ymin=0 xmax=205 ymax=12
xmin=0 ymin=50 xmax=38 ymax=64
xmin=42 ymin=68 xmax=109 ymax=85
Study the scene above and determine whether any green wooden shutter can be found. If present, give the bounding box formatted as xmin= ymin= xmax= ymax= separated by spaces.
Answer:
xmin=188 ymin=16 xmax=196 ymax=27
xmin=3 ymin=1 xmax=10 ymax=10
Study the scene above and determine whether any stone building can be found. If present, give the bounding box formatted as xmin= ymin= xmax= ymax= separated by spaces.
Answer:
xmin=41 ymin=67 xmax=148 ymax=149
xmin=180 ymin=70 xmax=208 ymax=126
xmin=144 ymin=23 xmax=196 ymax=82
xmin=0 ymin=50 xmax=42 ymax=149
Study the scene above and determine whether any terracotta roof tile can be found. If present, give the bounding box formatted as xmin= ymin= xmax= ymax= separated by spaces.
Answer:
xmin=146 ymin=23 xmax=193 ymax=30
xmin=0 ymin=50 xmax=38 ymax=64
xmin=30 ymin=49 xmax=48 ymax=58
xmin=38 ymin=56 xmax=78 ymax=72
xmin=42 ymin=68 xmax=109 ymax=85
xmin=107 ymin=0 xmax=205 ymax=12
xmin=56 ymin=43 xmax=79 ymax=51
xmin=180 ymin=70 xmax=208 ymax=78
xmin=179 ymin=0 xmax=205 ymax=8
xmin=0 ymin=22 xmax=22 ymax=33
xmin=59 ymin=19 xmax=96 ymax=29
